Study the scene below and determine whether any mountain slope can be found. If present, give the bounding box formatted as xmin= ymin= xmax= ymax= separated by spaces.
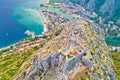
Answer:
xmin=15 ymin=17 xmax=115 ymax=80
xmin=69 ymin=0 xmax=120 ymax=25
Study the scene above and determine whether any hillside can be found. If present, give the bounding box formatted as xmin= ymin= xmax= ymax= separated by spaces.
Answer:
xmin=111 ymin=51 xmax=120 ymax=79
xmin=69 ymin=0 xmax=120 ymax=25
xmin=15 ymin=17 xmax=115 ymax=80
xmin=61 ymin=0 xmax=120 ymax=46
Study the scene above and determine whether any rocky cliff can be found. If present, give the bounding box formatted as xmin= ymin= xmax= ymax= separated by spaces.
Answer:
xmin=15 ymin=18 xmax=115 ymax=80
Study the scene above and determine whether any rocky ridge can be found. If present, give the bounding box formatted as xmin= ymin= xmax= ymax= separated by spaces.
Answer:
xmin=15 ymin=18 xmax=115 ymax=80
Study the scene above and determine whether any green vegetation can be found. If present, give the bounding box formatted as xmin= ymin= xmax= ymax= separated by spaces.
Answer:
xmin=111 ymin=51 xmax=120 ymax=79
xmin=90 ymin=51 xmax=94 ymax=55
xmin=49 ymin=0 xmax=60 ymax=3
xmin=52 ymin=6 xmax=60 ymax=8
xmin=40 ymin=42 xmax=45 ymax=48
xmin=54 ymin=28 xmax=63 ymax=36
xmin=33 ymin=46 xmax=40 ymax=50
xmin=105 ymin=38 xmax=120 ymax=46
xmin=0 ymin=49 xmax=35 ymax=80
xmin=105 ymin=28 xmax=120 ymax=46
xmin=40 ymin=4 xmax=60 ymax=9
xmin=80 ymin=76 xmax=86 ymax=80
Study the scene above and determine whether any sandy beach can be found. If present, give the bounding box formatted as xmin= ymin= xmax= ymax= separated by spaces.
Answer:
xmin=39 ymin=10 xmax=48 ymax=32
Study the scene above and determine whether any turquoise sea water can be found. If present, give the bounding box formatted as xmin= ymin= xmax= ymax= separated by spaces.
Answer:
xmin=13 ymin=7 xmax=43 ymax=35
xmin=0 ymin=0 xmax=48 ymax=48
xmin=0 ymin=0 xmax=27 ymax=48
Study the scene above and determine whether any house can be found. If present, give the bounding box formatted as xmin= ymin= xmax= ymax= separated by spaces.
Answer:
xmin=72 ymin=51 xmax=78 ymax=56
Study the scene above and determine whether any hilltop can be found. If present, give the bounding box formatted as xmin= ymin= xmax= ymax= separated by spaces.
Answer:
xmin=15 ymin=13 xmax=115 ymax=79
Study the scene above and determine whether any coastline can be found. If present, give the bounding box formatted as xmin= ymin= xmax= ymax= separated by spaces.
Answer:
xmin=39 ymin=10 xmax=48 ymax=32
xmin=0 ymin=1 xmax=50 ymax=50
xmin=0 ymin=10 xmax=49 ymax=50
xmin=0 ymin=36 xmax=30 ymax=50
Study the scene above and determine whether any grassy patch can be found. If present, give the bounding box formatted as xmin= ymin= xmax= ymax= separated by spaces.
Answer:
xmin=54 ymin=28 xmax=63 ymax=36
xmin=80 ymin=76 xmax=86 ymax=80
xmin=0 ymin=49 xmax=35 ymax=80
xmin=111 ymin=51 xmax=120 ymax=79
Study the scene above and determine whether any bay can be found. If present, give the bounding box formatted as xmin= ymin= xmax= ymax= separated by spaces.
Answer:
xmin=0 ymin=0 xmax=46 ymax=48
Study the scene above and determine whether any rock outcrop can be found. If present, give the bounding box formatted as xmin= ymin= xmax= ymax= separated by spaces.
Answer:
xmin=15 ymin=50 xmax=93 ymax=80
xmin=15 ymin=19 xmax=115 ymax=80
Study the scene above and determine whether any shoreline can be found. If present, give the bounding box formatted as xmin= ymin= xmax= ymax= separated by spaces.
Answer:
xmin=39 ymin=10 xmax=48 ymax=32
xmin=0 ymin=1 xmax=50 ymax=50
xmin=0 ymin=36 xmax=30 ymax=50
xmin=0 ymin=10 xmax=49 ymax=50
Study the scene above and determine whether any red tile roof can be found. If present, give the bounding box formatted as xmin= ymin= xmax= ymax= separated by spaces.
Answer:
xmin=72 ymin=51 xmax=78 ymax=56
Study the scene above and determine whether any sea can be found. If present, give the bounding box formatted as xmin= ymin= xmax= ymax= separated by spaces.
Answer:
xmin=0 ymin=0 xmax=46 ymax=48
